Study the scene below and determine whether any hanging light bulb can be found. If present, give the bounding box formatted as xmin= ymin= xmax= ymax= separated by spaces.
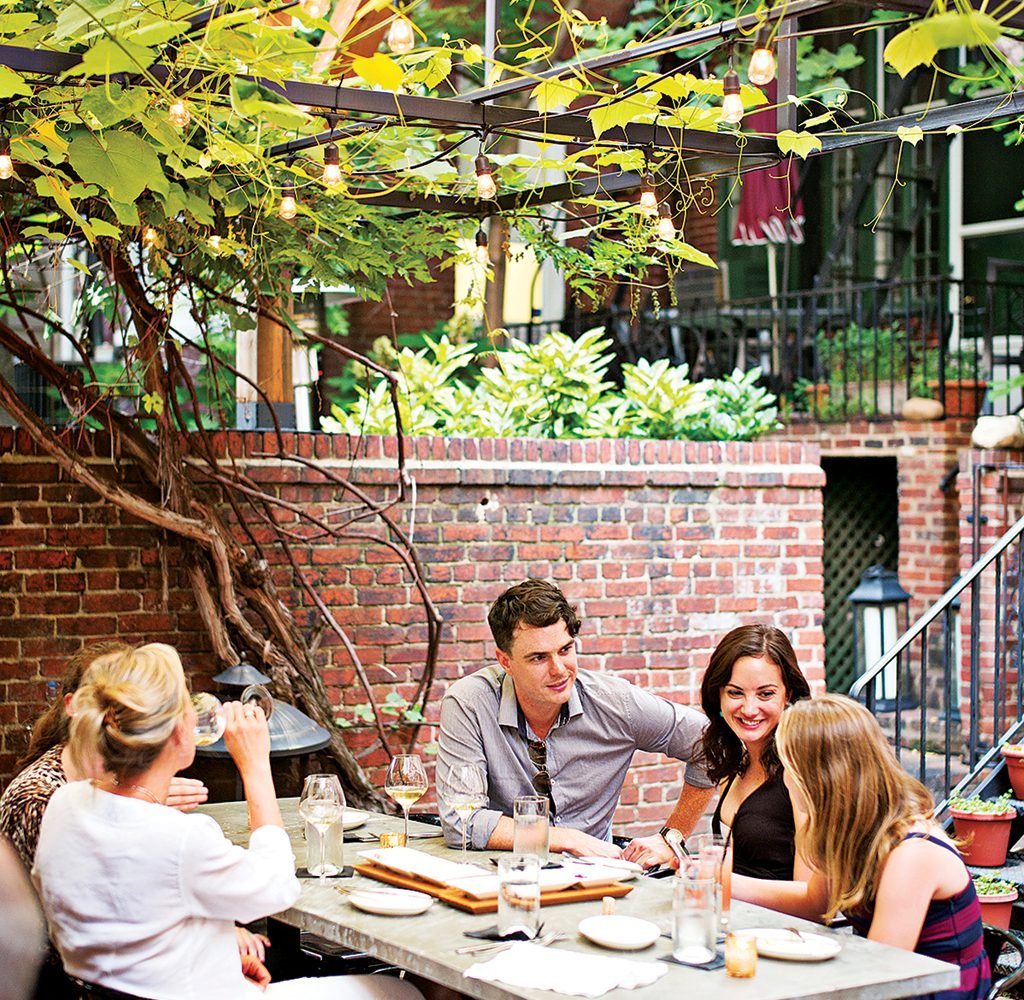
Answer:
xmin=322 ymin=142 xmax=342 ymax=186
xmin=0 ymin=137 xmax=14 ymax=180
xmin=387 ymin=12 xmax=415 ymax=54
xmin=474 ymin=226 xmax=489 ymax=264
xmin=300 ymin=0 xmax=330 ymax=18
xmin=639 ymin=173 xmax=658 ymax=216
xmin=208 ymin=234 xmax=222 ymax=252
xmin=721 ymin=69 xmax=744 ymax=125
xmin=142 ymin=225 xmax=158 ymax=246
xmin=657 ymin=203 xmax=676 ymax=241
xmin=279 ymin=179 xmax=298 ymax=220
xmin=748 ymin=26 xmax=776 ymax=86
xmin=475 ymin=154 xmax=497 ymax=200
xmin=168 ymin=99 xmax=191 ymax=129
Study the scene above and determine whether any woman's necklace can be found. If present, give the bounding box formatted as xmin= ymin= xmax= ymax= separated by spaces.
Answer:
xmin=93 ymin=778 xmax=161 ymax=805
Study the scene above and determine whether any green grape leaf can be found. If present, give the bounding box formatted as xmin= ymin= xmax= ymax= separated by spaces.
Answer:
xmin=0 ymin=65 xmax=31 ymax=98
xmin=532 ymin=75 xmax=583 ymax=113
xmin=77 ymin=38 xmax=155 ymax=76
xmin=80 ymin=85 xmax=149 ymax=128
xmin=897 ymin=125 xmax=924 ymax=146
xmin=777 ymin=129 xmax=822 ymax=159
xmin=885 ymin=10 xmax=1001 ymax=77
xmin=351 ymin=53 xmax=404 ymax=91
xmin=68 ymin=131 xmax=169 ymax=201
xmin=588 ymin=95 xmax=656 ymax=138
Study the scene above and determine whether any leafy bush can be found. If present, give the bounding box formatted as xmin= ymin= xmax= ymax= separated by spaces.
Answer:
xmin=322 ymin=328 xmax=779 ymax=442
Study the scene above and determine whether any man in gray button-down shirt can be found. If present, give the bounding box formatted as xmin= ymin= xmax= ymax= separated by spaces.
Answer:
xmin=437 ymin=580 xmax=716 ymax=860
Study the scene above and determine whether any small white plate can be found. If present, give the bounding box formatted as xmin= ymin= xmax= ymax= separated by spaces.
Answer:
xmin=342 ymin=809 xmax=370 ymax=831
xmin=578 ymin=915 xmax=661 ymax=951
xmin=348 ymin=888 xmax=434 ymax=916
xmin=732 ymin=927 xmax=842 ymax=962
xmin=577 ymin=857 xmax=644 ymax=879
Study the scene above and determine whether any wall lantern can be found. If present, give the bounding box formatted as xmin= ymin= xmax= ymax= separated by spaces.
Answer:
xmin=848 ymin=564 xmax=912 ymax=711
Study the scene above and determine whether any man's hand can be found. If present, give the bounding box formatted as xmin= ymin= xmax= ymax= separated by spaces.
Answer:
xmin=622 ymin=833 xmax=674 ymax=869
xmin=551 ymin=827 xmax=623 ymax=858
xmin=166 ymin=777 xmax=208 ymax=812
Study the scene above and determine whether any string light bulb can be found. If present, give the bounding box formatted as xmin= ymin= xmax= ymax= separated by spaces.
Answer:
xmin=387 ymin=13 xmax=415 ymax=54
xmin=279 ymin=179 xmax=297 ymax=220
xmin=657 ymin=203 xmax=676 ymax=241
xmin=167 ymin=99 xmax=191 ymax=129
xmin=475 ymin=154 xmax=497 ymax=200
xmin=0 ymin=137 xmax=13 ymax=180
xmin=208 ymin=234 xmax=222 ymax=252
xmin=721 ymin=68 xmax=744 ymax=125
xmin=142 ymin=226 xmax=158 ymax=246
xmin=748 ymin=26 xmax=776 ymax=86
xmin=300 ymin=0 xmax=330 ymax=18
xmin=639 ymin=173 xmax=658 ymax=216
xmin=474 ymin=226 xmax=489 ymax=264
xmin=322 ymin=142 xmax=342 ymax=186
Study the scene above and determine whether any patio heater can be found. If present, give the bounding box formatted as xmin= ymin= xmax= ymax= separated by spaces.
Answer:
xmin=848 ymin=565 xmax=912 ymax=712
xmin=196 ymin=656 xmax=331 ymax=759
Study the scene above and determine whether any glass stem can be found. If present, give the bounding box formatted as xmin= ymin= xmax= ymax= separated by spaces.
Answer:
xmin=403 ymin=806 xmax=410 ymax=841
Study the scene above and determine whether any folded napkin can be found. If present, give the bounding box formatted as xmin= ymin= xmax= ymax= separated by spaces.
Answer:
xmin=464 ymin=925 xmax=539 ymax=942
xmin=296 ymin=866 xmax=354 ymax=879
xmin=465 ymin=942 xmax=667 ymax=998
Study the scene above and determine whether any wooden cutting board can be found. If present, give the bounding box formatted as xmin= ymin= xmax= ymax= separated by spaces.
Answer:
xmin=352 ymin=862 xmax=634 ymax=914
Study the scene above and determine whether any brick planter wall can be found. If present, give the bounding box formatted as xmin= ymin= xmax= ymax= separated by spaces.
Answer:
xmin=0 ymin=429 xmax=824 ymax=835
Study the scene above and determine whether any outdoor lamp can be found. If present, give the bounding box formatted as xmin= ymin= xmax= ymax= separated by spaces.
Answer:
xmin=142 ymin=226 xmax=158 ymax=247
xmin=657 ymin=202 xmax=676 ymax=240
xmin=848 ymin=564 xmax=912 ymax=712
xmin=0 ymin=137 xmax=13 ymax=180
xmin=279 ymin=179 xmax=298 ymax=220
xmin=387 ymin=13 xmax=416 ymax=54
xmin=748 ymin=26 xmax=776 ymax=86
xmin=721 ymin=69 xmax=744 ymax=125
xmin=474 ymin=226 xmax=489 ymax=264
xmin=475 ymin=154 xmax=497 ymax=200
xmin=167 ymin=99 xmax=191 ymax=130
xmin=639 ymin=173 xmax=658 ymax=216
xmin=322 ymin=142 xmax=342 ymax=186
xmin=300 ymin=0 xmax=330 ymax=19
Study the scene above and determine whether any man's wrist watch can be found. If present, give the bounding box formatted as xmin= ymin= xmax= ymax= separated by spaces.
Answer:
xmin=659 ymin=826 xmax=688 ymax=856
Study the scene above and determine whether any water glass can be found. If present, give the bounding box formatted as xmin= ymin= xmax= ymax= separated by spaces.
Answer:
xmin=513 ymin=796 xmax=550 ymax=863
xmin=497 ymin=855 xmax=541 ymax=937
xmin=300 ymin=773 xmax=345 ymax=878
xmin=306 ymin=815 xmax=344 ymax=874
xmin=695 ymin=833 xmax=730 ymax=936
xmin=672 ymin=875 xmax=717 ymax=965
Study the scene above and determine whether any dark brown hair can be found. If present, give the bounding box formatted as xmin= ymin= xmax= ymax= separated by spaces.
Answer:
xmin=17 ymin=640 xmax=133 ymax=768
xmin=487 ymin=579 xmax=582 ymax=654
xmin=696 ymin=624 xmax=810 ymax=783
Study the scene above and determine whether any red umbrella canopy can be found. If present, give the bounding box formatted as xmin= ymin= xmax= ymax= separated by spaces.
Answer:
xmin=731 ymin=81 xmax=805 ymax=247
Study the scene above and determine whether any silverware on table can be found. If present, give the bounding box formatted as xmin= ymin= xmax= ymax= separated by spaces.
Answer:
xmin=455 ymin=931 xmax=566 ymax=956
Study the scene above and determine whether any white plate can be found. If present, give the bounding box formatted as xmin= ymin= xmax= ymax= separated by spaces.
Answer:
xmin=578 ymin=915 xmax=661 ymax=951
xmin=732 ymin=928 xmax=842 ymax=962
xmin=577 ymin=857 xmax=643 ymax=879
xmin=342 ymin=809 xmax=370 ymax=831
xmin=348 ymin=888 xmax=434 ymax=916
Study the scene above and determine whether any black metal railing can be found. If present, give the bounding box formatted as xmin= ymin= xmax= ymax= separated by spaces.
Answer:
xmin=848 ymin=509 xmax=1024 ymax=811
xmin=558 ymin=273 xmax=1024 ymax=421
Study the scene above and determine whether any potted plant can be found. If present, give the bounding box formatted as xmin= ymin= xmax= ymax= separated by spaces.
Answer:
xmin=973 ymin=872 xmax=1019 ymax=930
xmin=1001 ymin=743 xmax=1024 ymax=799
xmin=913 ymin=347 xmax=988 ymax=419
xmin=949 ymin=792 xmax=1017 ymax=867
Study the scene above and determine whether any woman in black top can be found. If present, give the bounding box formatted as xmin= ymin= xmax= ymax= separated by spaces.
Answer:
xmin=698 ymin=624 xmax=811 ymax=881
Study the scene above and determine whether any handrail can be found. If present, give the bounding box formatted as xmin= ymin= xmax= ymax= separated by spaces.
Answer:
xmin=849 ymin=511 xmax=1024 ymax=700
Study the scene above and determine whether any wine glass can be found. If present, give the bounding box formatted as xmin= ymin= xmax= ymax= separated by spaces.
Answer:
xmin=241 ymin=683 xmax=274 ymax=719
xmin=439 ymin=763 xmax=486 ymax=862
xmin=192 ymin=692 xmax=226 ymax=746
xmin=299 ymin=773 xmax=345 ymax=880
xmin=384 ymin=754 xmax=428 ymax=843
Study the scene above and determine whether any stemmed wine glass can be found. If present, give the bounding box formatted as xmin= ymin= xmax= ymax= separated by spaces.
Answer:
xmin=439 ymin=763 xmax=486 ymax=862
xmin=299 ymin=773 xmax=345 ymax=880
xmin=192 ymin=692 xmax=226 ymax=746
xmin=384 ymin=754 xmax=429 ymax=844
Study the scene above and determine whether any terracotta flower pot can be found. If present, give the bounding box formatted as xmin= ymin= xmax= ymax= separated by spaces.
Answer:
xmin=977 ymin=889 xmax=1018 ymax=930
xmin=1001 ymin=745 xmax=1024 ymax=800
xmin=951 ymin=809 xmax=1017 ymax=867
xmin=927 ymin=379 xmax=988 ymax=419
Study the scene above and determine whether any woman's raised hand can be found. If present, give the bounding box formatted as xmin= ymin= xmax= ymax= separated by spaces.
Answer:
xmin=222 ymin=700 xmax=271 ymax=773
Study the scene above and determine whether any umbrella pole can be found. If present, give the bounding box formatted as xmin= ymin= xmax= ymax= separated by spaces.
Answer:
xmin=767 ymin=242 xmax=780 ymax=374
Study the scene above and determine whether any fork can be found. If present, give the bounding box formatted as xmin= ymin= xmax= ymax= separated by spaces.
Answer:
xmin=455 ymin=931 xmax=566 ymax=956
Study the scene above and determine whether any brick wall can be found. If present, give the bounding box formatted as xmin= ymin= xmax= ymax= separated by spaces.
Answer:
xmin=0 ymin=429 xmax=824 ymax=835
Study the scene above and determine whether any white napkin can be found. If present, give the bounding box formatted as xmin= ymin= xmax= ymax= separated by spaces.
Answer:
xmin=464 ymin=942 xmax=667 ymax=998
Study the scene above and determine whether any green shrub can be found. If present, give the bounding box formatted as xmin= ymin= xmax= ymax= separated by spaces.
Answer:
xmin=322 ymin=328 xmax=779 ymax=442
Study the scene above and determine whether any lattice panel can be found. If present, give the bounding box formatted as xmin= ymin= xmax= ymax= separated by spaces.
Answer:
xmin=822 ymin=457 xmax=900 ymax=692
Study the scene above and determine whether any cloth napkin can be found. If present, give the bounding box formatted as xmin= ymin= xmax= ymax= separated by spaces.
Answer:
xmin=464 ymin=925 xmax=539 ymax=942
xmin=464 ymin=942 xmax=667 ymax=997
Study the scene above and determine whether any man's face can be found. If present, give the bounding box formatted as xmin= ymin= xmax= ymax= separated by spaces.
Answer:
xmin=496 ymin=620 xmax=578 ymax=719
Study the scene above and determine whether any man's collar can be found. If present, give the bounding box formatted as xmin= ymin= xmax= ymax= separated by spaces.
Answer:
xmin=498 ymin=670 xmax=584 ymax=737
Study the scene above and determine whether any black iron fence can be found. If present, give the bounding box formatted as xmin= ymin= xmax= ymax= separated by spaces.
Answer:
xmin=509 ymin=273 xmax=1024 ymax=421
